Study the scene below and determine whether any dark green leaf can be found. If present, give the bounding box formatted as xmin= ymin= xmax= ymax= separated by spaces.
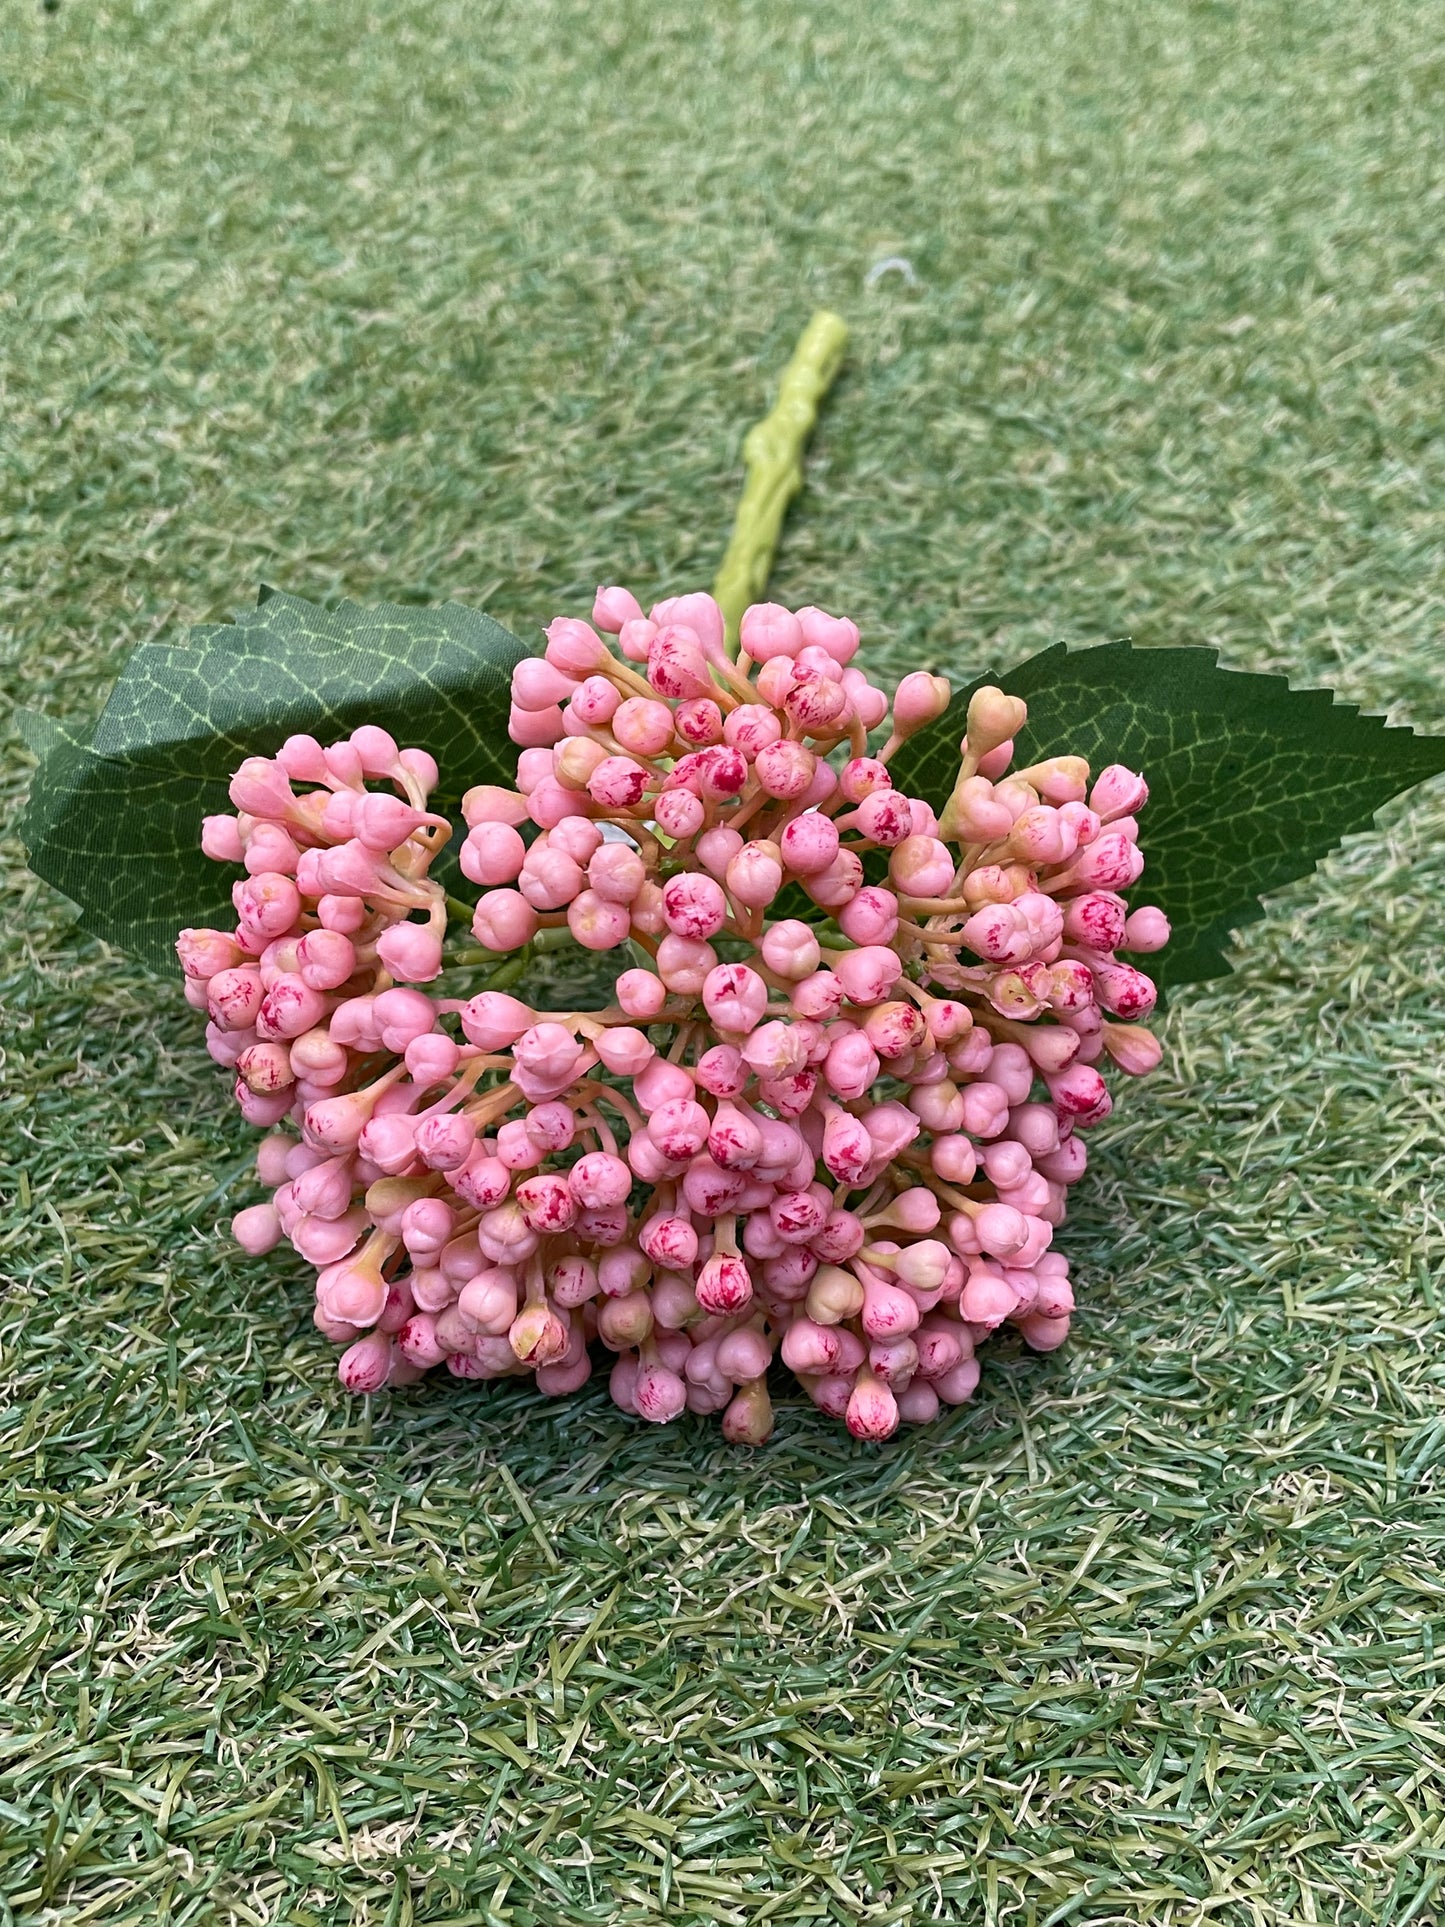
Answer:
xmin=889 ymin=640 xmax=1445 ymax=991
xmin=17 ymin=589 xmax=527 ymax=971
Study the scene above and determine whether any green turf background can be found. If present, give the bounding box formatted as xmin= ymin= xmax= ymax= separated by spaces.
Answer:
xmin=4 ymin=2 xmax=1445 ymax=1921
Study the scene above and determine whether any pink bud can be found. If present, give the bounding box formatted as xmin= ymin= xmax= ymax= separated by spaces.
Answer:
xmin=512 ymin=657 xmax=579 ymax=713
xmin=254 ymin=974 xmax=328 ymax=1041
xmin=337 ymin=1330 xmax=393 ymax=1394
xmin=375 ymin=922 xmax=443 ymax=984
xmin=696 ymin=1253 xmax=754 ymax=1314
xmin=566 ymin=889 xmax=631 ymax=950
xmin=633 ymin=1361 xmax=686 ymax=1423
xmin=513 ymin=1021 xmax=585 ymax=1085
xmin=740 ymin=1019 xmax=808 ymax=1081
xmin=459 ymin=991 xmax=534 ymax=1049
xmin=958 ymin=1082 xmax=1010 ymax=1138
xmin=395 ymin=1312 xmax=446 ymax=1368
xmin=236 ymin=1039 xmax=295 ymax=1095
xmin=586 ymin=755 xmax=650 ymax=810
xmin=291 ymin=929 xmax=353 ymax=993
xmin=801 ymin=848 xmax=863 ymax=914
xmin=656 ymin=934 xmax=717 ymax=996
xmin=1044 ymin=1061 xmax=1112 ymax=1124
xmin=1070 ymin=833 xmax=1146 ymax=890
xmin=790 ymin=970 xmax=844 ymax=1021
xmin=661 ymin=873 xmax=728 ymax=941
xmin=647 ymin=626 xmax=713 ymax=701
xmin=1122 ymin=905 xmax=1170 ymax=952
xmin=946 ymin=776 xmax=1014 ymax=842
xmin=472 ymin=889 xmax=538 ymax=952
xmin=233 ymin=871 xmax=302 ymax=942
xmin=888 ymin=835 xmax=955 ymax=899
xmin=201 ymin=814 xmax=246 ymax=862
xmin=670 ymin=697 xmax=720 ymax=747
xmin=268 ymin=734 xmax=323 ymax=784
xmin=682 ymin=1155 xmax=746 ymax=1217
xmin=639 ymin=1214 xmax=699 ymax=1271
xmin=691 ymin=1044 xmax=743 ymax=1098
xmin=960 ymin=902 xmax=1032 ymax=965
xmin=400 ymin=1198 xmax=455 ymax=1261
xmin=695 ymin=824 xmax=743 ymax=878
xmin=847 ymin=790 xmax=905 ymax=851
xmin=592 ymin=585 xmax=643 ymax=633
xmin=529 ymin=774 xmax=592 ymax=830
xmin=509 ymin=1302 xmax=569 ymax=1367
xmin=824 ymin=1029 xmax=880 ymax=1101
xmin=519 ymin=843 xmax=584 ymax=911
xmin=231 ymin=1201 xmax=282 ymax=1255
xmin=716 ymin=1325 xmax=773 ymax=1381
xmin=413 ymin=1113 xmax=477 ymax=1172
xmin=725 ymin=840 xmax=784 ymax=909
xmin=648 ymin=1097 xmax=711 ymax=1161
xmin=509 ymin=702 xmax=566 ymax=748
xmin=243 ymin=822 xmax=301 ymax=875
xmin=820 ymin=1109 xmax=872 ymax=1184
xmin=784 ymin=671 xmax=848 ymax=733
xmin=653 ymin=592 xmax=726 ymax=654
xmin=228 ymin=756 xmax=296 ymax=820
xmin=891 ymin=671 xmax=951 ymax=736
xmin=724 ymin=703 xmax=783 ymax=757
xmin=811 ymin=1210 xmax=865 ymax=1264
xmin=462 ymin=821 xmax=527 ymax=886
xmin=753 ymin=740 xmax=816 ymax=800
xmin=594 ymin=1025 xmax=655 ymax=1076
xmin=739 ymin=602 xmax=803 ymax=661
xmin=341 ymin=727 xmax=397 ymax=778
xmin=177 ymin=927 xmax=243 ymax=980
xmin=702 ymin=963 xmax=768 ymax=1035
xmin=633 ymin=1058 xmax=696 ymax=1113
xmin=317 ymin=894 xmax=367 ymax=936
xmin=569 ymin=1151 xmax=633 ymax=1210
xmin=846 ymin=1367 xmax=899 ymax=1441
xmin=348 ymin=792 xmax=434 ymax=852
xmin=544 ymin=617 xmax=606 ymax=677
xmin=790 ymin=607 xmax=856 ymax=665
xmin=770 ymin=1189 xmax=828 ymax=1245
xmin=971 ymin=1202 xmax=1028 ymax=1260
xmin=778 ymin=812 xmax=839 ymax=878
xmin=832 ymin=887 xmax=897 ymax=949
xmin=463 ymin=783 xmax=530 ymax=828
xmin=1092 ymin=961 xmax=1157 ymax=1020
xmin=1102 ymin=1022 xmax=1163 ymax=1075
xmin=317 ymin=1257 xmax=388 ymax=1327
xmin=780 ymin=1318 xmax=839 ymax=1374
xmin=1061 ymin=891 xmax=1127 ymax=951
xmin=1009 ymin=805 xmax=1073 ymax=867
xmin=763 ymin=1245 xmax=817 ymax=1297
xmin=1090 ymin=764 xmax=1149 ymax=821
xmin=477 ymin=1200 xmax=539 ymax=1266
xmin=832 ymin=946 xmax=902 ymax=1007
xmin=367 ymin=988 xmax=434 ymax=1054
xmin=654 ymin=789 xmax=705 ymax=839
xmin=759 ymin=920 xmax=821 ymax=981
xmin=708 ymin=1102 xmax=763 ymax=1169
xmin=449 ymin=1147 xmax=511 ymax=1211
xmin=611 ymin=616 xmax=654 ymax=664
xmin=611 ymin=696 xmax=676 ymax=758
xmin=616 ymin=968 xmax=667 ymax=1018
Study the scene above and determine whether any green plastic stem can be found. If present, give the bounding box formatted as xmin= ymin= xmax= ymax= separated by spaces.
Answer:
xmin=713 ymin=309 xmax=849 ymax=654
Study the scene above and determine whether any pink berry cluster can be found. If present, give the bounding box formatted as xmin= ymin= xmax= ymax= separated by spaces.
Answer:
xmin=178 ymin=586 xmax=1168 ymax=1442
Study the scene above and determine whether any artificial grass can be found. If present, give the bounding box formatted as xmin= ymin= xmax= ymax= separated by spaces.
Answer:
xmin=3 ymin=0 xmax=1445 ymax=1921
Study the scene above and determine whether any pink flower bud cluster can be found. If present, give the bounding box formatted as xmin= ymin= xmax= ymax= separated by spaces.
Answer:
xmin=183 ymin=589 xmax=1168 ymax=1441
